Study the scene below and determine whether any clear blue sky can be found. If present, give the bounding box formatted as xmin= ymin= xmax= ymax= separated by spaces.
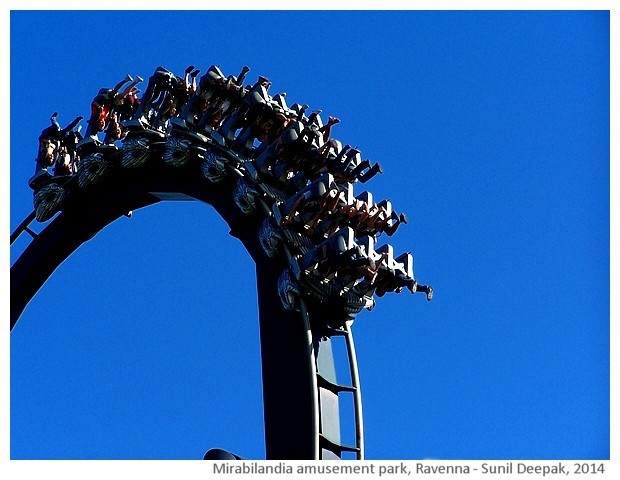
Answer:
xmin=9 ymin=10 xmax=610 ymax=460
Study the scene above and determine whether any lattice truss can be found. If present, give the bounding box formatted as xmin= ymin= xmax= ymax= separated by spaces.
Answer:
xmin=29 ymin=64 xmax=433 ymax=320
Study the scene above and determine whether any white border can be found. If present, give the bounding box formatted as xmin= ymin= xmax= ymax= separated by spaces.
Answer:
xmin=2 ymin=2 xmax=615 ymax=479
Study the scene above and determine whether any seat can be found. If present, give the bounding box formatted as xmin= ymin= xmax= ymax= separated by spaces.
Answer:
xmin=328 ymin=227 xmax=355 ymax=253
xmin=375 ymin=243 xmax=395 ymax=270
xmin=395 ymin=252 xmax=414 ymax=279
xmin=355 ymin=191 xmax=372 ymax=205
xmin=340 ymin=182 xmax=354 ymax=205
xmin=271 ymin=93 xmax=288 ymax=112
xmin=377 ymin=199 xmax=392 ymax=217
xmin=358 ymin=235 xmax=374 ymax=258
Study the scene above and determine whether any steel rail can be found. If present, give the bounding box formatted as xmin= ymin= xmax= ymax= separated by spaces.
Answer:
xmin=10 ymin=148 xmax=361 ymax=460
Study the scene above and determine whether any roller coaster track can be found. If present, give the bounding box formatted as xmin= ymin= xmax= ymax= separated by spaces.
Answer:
xmin=10 ymin=64 xmax=430 ymax=460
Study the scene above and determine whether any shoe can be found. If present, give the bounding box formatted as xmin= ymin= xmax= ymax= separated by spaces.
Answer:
xmin=426 ymin=286 xmax=434 ymax=301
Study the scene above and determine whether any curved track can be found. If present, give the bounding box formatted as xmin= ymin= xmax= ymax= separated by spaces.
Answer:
xmin=11 ymin=64 xmax=430 ymax=459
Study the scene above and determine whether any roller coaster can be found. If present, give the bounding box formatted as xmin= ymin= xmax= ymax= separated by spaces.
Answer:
xmin=10 ymin=64 xmax=432 ymax=460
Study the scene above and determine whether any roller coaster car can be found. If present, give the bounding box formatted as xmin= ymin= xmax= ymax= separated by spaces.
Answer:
xmin=162 ymin=118 xmax=214 ymax=169
xmin=199 ymin=64 xmax=247 ymax=98
xmin=219 ymin=79 xmax=271 ymax=142
xmin=281 ymin=254 xmax=374 ymax=316
xmin=374 ymin=244 xmax=408 ymax=280
xmin=230 ymin=94 xmax=291 ymax=156
xmin=75 ymin=136 xmax=119 ymax=157
xmin=253 ymin=122 xmax=298 ymax=174
xmin=169 ymin=117 xmax=210 ymax=143
xmin=370 ymin=244 xmax=431 ymax=300
xmin=286 ymin=251 xmax=375 ymax=315
xmin=298 ymin=227 xmax=373 ymax=282
xmin=31 ymin=173 xmax=75 ymax=222
xmin=275 ymin=173 xmax=335 ymax=223
xmin=123 ymin=119 xmax=166 ymax=142
xmin=259 ymin=213 xmax=315 ymax=260
xmin=28 ymin=170 xmax=53 ymax=191
xmin=244 ymin=162 xmax=288 ymax=201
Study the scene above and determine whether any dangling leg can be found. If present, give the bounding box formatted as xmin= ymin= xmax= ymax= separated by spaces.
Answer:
xmin=111 ymin=74 xmax=133 ymax=96
xmin=189 ymin=69 xmax=200 ymax=94
xmin=323 ymin=188 xmax=344 ymax=212
xmin=131 ymin=68 xmax=170 ymax=121
xmin=416 ymin=284 xmax=433 ymax=300
xmin=366 ymin=252 xmax=389 ymax=284
xmin=318 ymin=116 xmax=340 ymax=143
xmin=183 ymin=65 xmax=195 ymax=91
xmin=131 ymin=77 xmax=159 ymax=120
xmin=283 ymin=193 xmax=306 ymax=223
xmin=119 ymin=76 xmax=143 ymax=99
xmin=383 ymin=212 xmax=408 ymax=236
xmin=349 ymin=157 xmax=371 ymax=177
xmin=358 ymin=162 xmax=383 ymax=183
xmin=355 ymin=201 xmax=373 ymax=224
xmin=305 ymin=110 xmax=321 ymax=126
xmin=50 ymin=111 xmax=60 ymax=129
xmin=236 ymin=66 xmax=250 ymax=86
